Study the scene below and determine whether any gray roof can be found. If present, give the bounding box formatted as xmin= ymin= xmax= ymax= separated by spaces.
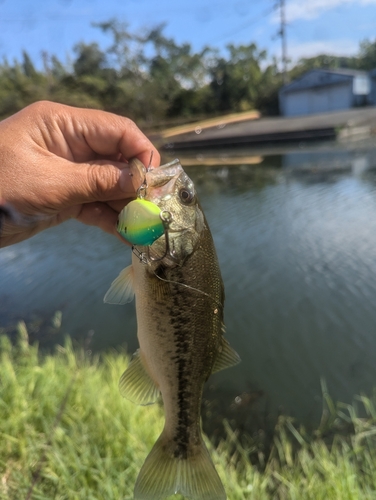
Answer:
xmin=280 ymin=68 xmax=370 ymax=95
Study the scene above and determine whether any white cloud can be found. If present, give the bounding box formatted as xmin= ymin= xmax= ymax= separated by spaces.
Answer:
xmin=287 ymin=0 xmax=345 ymax=22
xmin=285 ymin=0 xmax=376 ymax=23
xmin=286 ymin=39 xmax=359 ymax=62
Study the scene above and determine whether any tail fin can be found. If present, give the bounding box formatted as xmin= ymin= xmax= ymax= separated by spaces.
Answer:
xmin=134 ymin=431 xmax=226 ymax=500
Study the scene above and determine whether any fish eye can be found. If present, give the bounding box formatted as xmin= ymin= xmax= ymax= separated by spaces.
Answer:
xmin=179 ymin=187 xmax=195 ymax=205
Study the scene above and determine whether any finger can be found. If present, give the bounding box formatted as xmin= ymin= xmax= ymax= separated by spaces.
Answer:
xmin=39 ymin=159 xmax=135 ymax=209
xmin=73 ymin=202 xmax=124 ymax=238
xmin=15 ymin=156 xmax=136 ymax=215
xmin=74 ymin=109 xmax=160 ymax=165
xmin=76 ymin=162 xmax=135 ymax=203
xmin=58 ymin=202 xmax=131 ymax=247
xmin=106 ymin=198 xmax=134 ymax=213
xmin=28 ymin=101 xmax=161 ymax=166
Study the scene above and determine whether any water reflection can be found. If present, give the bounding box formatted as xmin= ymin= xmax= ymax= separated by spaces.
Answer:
xmin=2 ymin=144 xmax=376 ymax=431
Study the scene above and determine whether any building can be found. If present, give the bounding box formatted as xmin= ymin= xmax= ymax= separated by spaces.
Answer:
xmin=369 ymin=69 xmax=376 ymax=106
xmin=279 ymin=69 xmax=372 ymax=117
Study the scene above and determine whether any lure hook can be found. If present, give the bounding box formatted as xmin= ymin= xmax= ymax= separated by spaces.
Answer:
xmin=131 ymin=210 xmax=176 ymax=264
xmin=147 ymin=151 xmax=154 ymax=172
xmin=136 ymin=183 xmax=147 ymax=199
xmin=132 ymin=246 xmax=149 ymax=264
xmin=147 ymin=210 xmax=176 ymax=262
xmin=136 ymin=151 xmax=154 ymax=199
xmin=135 ymin=154 xmax=153 ymax=199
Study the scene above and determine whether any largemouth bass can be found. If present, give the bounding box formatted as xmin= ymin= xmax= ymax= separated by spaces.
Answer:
xmin=104 ymin=158 xmax=240 ymax=500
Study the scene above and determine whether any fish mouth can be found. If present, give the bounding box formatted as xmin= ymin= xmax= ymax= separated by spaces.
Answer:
xmin=144 ymin=159 xmax=184 ymax=202
xmin=146 ymin=159 xmax=183 ymax=188
xmin=128 ymin=158 xmax=183 ymax=198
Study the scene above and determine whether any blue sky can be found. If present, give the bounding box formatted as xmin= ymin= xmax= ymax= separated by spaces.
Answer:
xmin=0 ymin=0 xmax=375 ymax=70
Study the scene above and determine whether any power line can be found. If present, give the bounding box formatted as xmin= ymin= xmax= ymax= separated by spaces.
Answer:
xmin=207 ymin=5 xmax=276 ymax=46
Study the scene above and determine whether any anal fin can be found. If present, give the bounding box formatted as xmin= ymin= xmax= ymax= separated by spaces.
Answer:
xmin=119 ymin=350 xmax=159 ymax=406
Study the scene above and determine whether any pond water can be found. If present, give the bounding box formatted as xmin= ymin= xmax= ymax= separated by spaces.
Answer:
xmin=2 ymin=142 xmax=376 ymax=431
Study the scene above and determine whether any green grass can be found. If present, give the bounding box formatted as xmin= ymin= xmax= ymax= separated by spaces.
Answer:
xmin=1 ymin=324 xmax=376 ymax=499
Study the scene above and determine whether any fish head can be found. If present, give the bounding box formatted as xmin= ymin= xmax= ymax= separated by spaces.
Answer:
xmin=130 ymin=158 xmax=204 ymax=266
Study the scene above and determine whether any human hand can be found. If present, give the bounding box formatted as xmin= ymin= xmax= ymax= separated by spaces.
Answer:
xmin=0 ymin=101 xmax=160 ymax=247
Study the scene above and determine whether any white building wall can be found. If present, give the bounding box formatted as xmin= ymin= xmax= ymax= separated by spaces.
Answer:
xmin=353 ymin=74 xmax=371 ymax=95
xmin=282 ymin=83 xmax=353 ymax=116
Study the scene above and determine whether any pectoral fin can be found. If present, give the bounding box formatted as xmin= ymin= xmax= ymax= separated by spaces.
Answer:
xmin=119 ymin=350 xmax=160 ymax=405
xmin=103 ymin=265 xmax=135 ymax=304
xmin=211 ymin=338 xmax=241 ymax=374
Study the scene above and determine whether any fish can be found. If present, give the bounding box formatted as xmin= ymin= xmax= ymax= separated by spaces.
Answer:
xmin=104 ymin=158 xmax=240 ymax=500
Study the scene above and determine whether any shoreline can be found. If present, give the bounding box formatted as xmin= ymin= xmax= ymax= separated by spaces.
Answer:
xmin=152 ymin=107 xmax=376 ymax=150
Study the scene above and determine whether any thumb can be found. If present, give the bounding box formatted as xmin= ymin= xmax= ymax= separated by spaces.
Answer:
xmin=64 ymin=160 xmax=135 ymax=206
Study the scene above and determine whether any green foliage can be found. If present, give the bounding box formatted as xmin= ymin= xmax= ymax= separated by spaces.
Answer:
xmin=0 ymin=23 xmax=375 ymax=124
xmin=289 ymin=54 xmax=358 ymax=80
xmin=0 ymin=21 xmax=280 ymax=122
xmin=208 ymin=43 xmax=269 ymax=113
xmin=73 ymin=42 xmax=106 ymax=77
xmin=358 ymin=39 xmax=376 ymax=70
xmin=2 ymin=325 xmax=376 ymax=499
xmin=0 ymin=331 xmax=163 ymax=499
xmin=288 ymin=38 xmax=376 ymax=79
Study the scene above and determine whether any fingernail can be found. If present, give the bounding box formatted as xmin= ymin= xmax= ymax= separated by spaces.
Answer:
xmin=119 ymin=167 xmax=135 ymax=195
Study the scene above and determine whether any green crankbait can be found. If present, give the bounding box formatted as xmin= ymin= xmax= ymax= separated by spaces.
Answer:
xmin=117 ymin=199 xmax=164 ymax=246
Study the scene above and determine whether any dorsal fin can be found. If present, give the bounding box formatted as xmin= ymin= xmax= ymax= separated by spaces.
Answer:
xmin=211 ymin=338 xmax=241 ymax=374
xmin=119 ymin=350 xmax=160 ymax=406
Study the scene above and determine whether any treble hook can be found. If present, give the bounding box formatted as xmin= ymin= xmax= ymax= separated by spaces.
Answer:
xmin=147 ymin=151 xmax=154 ymax=171
xmin=135 ymin=152 xmax=154 ymax=199
xmin=137 ymin=182 xmax=147 ymax=199
xmin=132 ymin=246 xmax=149 ymax=264
xmin=130 ymin=210 xmax=175 ymax=264
xmin=147 ymin=210 xmax=175 ymax=262
xmin=137 ymin=151 xmax=154 ymax=199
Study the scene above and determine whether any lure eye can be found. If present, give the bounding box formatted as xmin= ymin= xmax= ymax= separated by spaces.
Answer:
xmin=179 ymin=187 xmax=195 ymax=205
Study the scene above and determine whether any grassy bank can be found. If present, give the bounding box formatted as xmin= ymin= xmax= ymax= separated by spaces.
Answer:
xmin=1 ymin=326 xmax=376 ymax=499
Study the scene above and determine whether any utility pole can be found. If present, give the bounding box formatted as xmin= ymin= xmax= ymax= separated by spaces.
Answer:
xmin=279 ymin=0 xmax=288 ymax=84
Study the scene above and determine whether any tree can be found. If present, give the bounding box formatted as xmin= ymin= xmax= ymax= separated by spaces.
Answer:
xmin=208 ymin=43 xmax=269 ymax=113
xmin=288 ymin=54 xmax=358 ymax=82
xmin=358 ymin=39 xmax=376 ymax=70
xmin=73 ymin=42 xmax=106 ymax=77
xmin=22 ymin=51 xmax=37 ymax=78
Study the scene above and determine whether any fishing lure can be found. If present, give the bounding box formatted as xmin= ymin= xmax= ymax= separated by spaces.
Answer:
xmin=117 ymin=198 xmax=165 ymax=246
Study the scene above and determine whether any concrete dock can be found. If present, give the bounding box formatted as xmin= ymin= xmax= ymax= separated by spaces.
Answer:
xmin=156 ymin=107 xmax=376 ymax=150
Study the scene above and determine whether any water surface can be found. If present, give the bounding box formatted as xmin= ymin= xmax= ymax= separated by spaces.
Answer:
xmin=2 ymin=143 xmax=376 ymax=428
